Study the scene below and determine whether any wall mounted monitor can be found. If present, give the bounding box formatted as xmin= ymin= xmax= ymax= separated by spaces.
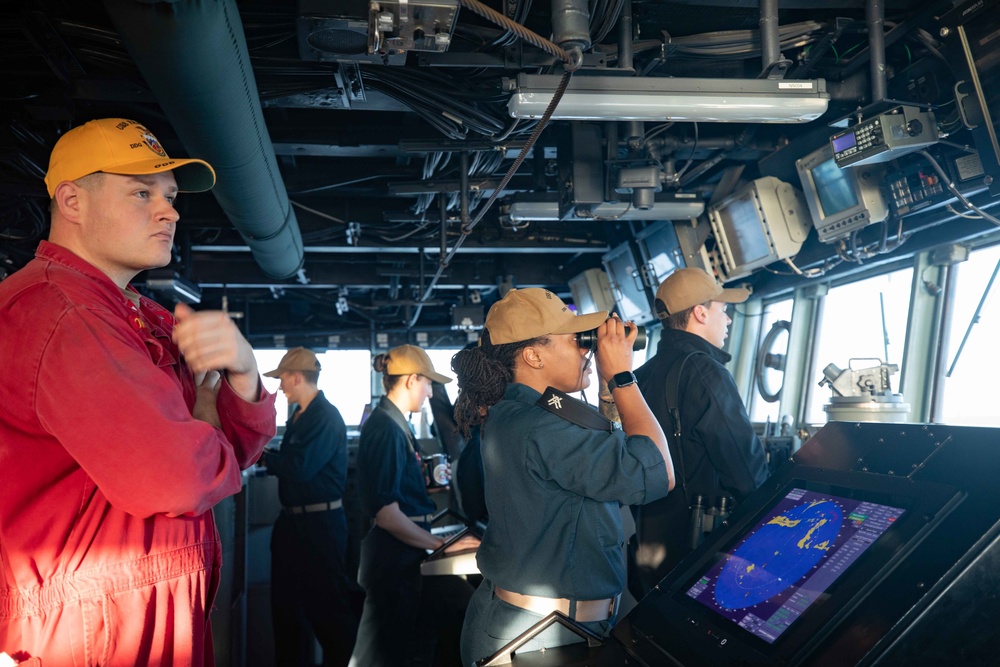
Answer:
xmin=634 ymin=221 xmax=687 ymax=289
xmin=795 ymin=143 xmax=889 ymax=243
xmin=621 ymin=468 xmax=961 ymax=666
xmin=601 ymin=242 xmax=654 ymax=324
xmin=707 ymin=176 xmax=811 ymax=282
xmin=568 ymin=268 xmax=617 ymax=316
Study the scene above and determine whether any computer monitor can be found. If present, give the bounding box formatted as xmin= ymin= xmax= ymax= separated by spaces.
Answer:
xmin=621 ymin=468 xmax=961 ymax=666
xmin=796 ymin=143 xmax=889 ymax=243
xmin=635 ymin=221 xmax=687 ymax=288
xmin=568 ymin=268 xmax=617 ymax=316
xmin=601 ymin=242 xmax=654 ymax=324
xmin=707 ymin=177 xmax=811 ymax=281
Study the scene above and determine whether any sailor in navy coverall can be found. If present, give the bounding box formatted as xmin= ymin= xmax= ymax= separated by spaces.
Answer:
xmin=261 ymin=347 xmax=357 ymax=666
xmin=350 ymin=345 xmax=476 ymax=667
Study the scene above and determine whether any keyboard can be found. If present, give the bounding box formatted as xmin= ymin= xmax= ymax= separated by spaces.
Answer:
xmin=431 ymin=523 xmax=467 ymax=541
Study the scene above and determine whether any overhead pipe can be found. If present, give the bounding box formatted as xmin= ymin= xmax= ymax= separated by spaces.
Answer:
xmin=838 ymin=1 xmax=948 ymax=80
xmin=552 ymin=0 xmax=592 ymax=52
xmin=625 ymin=121 xmax=644 ymax=153
xmin=759 ymin=0 xmax=780 ymax=73
xmin=866 ymin=0 xmax=888 ymax=103
xmin=647 ymin=136 xmax=777 ymax=152
xmin=459 ymin=151 xmax=470 ymax=233
xmin=618 ymin=0 xmax=634 ymax=71
xmin=102 ymin=0 xmax=305 ymax=280
xmin=438 ymin=194 xmax=448 ymax=264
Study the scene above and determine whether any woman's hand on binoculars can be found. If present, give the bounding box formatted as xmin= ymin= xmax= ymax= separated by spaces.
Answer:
xmin=595 ymin=314 xmax=636 ymax=382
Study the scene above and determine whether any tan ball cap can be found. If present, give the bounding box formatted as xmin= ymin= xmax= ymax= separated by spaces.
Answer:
xmin=385 ymin=344 xmax=451 ymax=384
xmin=655 ymin=267 xmax=750 ymax=317
xmin=263 ymin=347 xmax=321 ymax=378
xmin=484 ymin=288 xmax=609 ymax=345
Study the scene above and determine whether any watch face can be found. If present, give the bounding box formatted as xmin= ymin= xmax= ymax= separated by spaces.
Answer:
xmin=612 ymin=371 xmax=635 ymax=389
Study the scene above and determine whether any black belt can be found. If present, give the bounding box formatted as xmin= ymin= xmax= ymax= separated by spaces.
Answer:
xmin=284 ymin=500 xmax=343 ymax=514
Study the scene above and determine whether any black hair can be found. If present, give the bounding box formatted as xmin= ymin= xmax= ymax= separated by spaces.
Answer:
xmin=451 ymin=329 xmax=547 ymax=437
xmin=372 ymin=353 xmax=405 ymax=393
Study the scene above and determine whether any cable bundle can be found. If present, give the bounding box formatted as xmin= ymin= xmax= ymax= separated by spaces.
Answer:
xmin=360 ymin=66 xmax=509 ymax=141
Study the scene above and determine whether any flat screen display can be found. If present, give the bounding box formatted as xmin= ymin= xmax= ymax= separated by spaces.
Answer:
xmin=717 ymin=194 xmax=772 ymax=269
xmin=602 ymin=242 xmax=653 ymax=324
xmin=684 ymin=487 xmax=905 ymax=644
xmin=636 ymin=221 xmax=684 ymax=284
xmin=811 ymin=158 xmax=859 ymax=218
xmin=832 ymin=132 xmax=857 ymax=153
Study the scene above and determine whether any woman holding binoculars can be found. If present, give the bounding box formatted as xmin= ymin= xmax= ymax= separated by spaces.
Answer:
xmin=451 ymin=288 xmax=675 ymax=666
xmin=351 ymin=344 xmax=475 ymax=666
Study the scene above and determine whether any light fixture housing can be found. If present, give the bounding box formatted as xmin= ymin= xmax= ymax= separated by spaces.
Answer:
xmin=508 ymin=194 xmax=704 ymax=221
xmin=508 ymin=74 xmax=830 ymax=123
xmin=145 ymin=270 xmax=203 ymax=304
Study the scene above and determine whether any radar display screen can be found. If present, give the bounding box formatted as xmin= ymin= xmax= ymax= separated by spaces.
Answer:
xmin=684 ymin=488 xmax=905 ymax=644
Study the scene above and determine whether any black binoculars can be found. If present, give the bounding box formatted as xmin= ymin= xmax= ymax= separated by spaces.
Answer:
xmin=576 ymin=323 xmax=646 ymax=352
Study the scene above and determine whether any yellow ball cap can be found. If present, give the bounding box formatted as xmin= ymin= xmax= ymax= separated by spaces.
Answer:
xmin=44 ymin=118 xmax=216 ymax=197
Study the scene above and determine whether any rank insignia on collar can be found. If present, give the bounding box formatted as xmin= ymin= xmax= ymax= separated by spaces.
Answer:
xmin=536 ymin=387 xmax=616 ymax=432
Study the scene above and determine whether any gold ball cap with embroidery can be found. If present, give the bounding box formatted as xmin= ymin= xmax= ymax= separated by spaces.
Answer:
xmin=44 ymin=118 xmax=216 ymax=197
xmin=263 ymin=347 xmax=321 ymax=378
xmin=383 ymin=344 xmax=451 ymax=384
xmin=484 ymin=288 xmax=609 ymax=345
xmin=655 ymin=267 xmax=749 ymax=318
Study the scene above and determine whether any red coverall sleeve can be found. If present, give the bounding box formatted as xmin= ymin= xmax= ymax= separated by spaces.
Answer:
xmin=34 ymin=305 xmax=276 ymax=519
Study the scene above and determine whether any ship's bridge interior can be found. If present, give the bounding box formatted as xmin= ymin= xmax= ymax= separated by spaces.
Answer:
xmin=2 ymin=0 xmax=1000 ymax=664
xmin=3 ymin=0 xmax=998 ymax=428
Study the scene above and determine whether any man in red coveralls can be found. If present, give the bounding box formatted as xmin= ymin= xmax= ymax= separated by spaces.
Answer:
xmin=0 ymin=118 xmax=277 ymax=666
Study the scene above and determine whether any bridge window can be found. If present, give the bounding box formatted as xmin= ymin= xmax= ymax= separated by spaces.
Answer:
xmin=424 ymin=347 xmax=463 ymax=405
xmin=938 ymin=243 xmax=1000 ymax=426
xmin=256 ymin=349 xmax=373 ymax=427
xmin=806 ymin=268 xmax=914 ymax=425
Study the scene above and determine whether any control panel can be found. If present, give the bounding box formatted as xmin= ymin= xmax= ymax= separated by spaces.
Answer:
xmin=886 ymin=162 xmax=946 ymax=217
xmin=831 ymin=105 xmax=938 ymax=168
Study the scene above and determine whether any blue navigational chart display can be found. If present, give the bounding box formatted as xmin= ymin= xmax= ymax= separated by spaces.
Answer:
xmin=685 ymin=488 xmax=905 ymax=644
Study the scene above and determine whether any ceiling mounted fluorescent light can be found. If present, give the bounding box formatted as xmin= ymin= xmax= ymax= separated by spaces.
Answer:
xmin=145 ymin=270 xmax=202 ymax=304
xmin=508 ymin=74 xmax=830 ymax=123
xmin=508 ymin=198 xmax=704 ymax=221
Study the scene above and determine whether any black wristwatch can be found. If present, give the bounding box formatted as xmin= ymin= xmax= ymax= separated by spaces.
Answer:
xmin=608 ymin=371 xmax=636 ymax=392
